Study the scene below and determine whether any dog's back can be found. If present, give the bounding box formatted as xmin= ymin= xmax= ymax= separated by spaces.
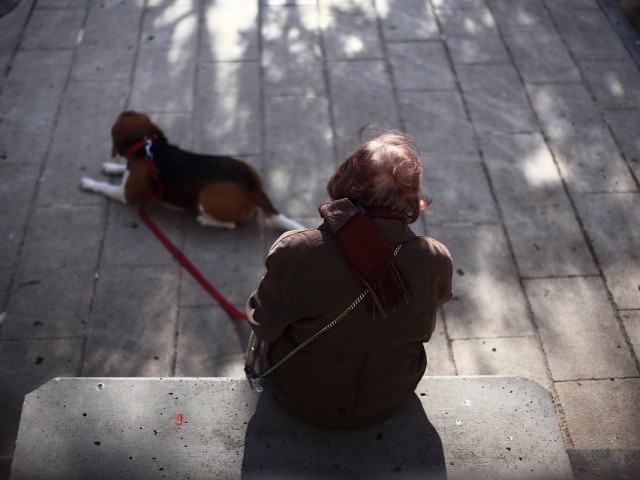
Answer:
xmin=151 ymin=143 xmax=278 ymax=216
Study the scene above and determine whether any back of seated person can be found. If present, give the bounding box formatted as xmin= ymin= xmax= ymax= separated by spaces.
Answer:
xmin=246 ymin=126 xmax=453 ymax=428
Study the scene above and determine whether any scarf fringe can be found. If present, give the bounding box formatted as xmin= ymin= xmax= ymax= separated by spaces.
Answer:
xmin=361 ymin=258 xmax=413 ymax=318
xmin=320 ymin=198 xmax=413 ymax=318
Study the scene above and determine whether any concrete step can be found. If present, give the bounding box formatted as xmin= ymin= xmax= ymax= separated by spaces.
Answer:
xmin=11 ymin=376 xmax=572 ymax=479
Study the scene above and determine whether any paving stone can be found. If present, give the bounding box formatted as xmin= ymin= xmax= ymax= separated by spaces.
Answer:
xmin=437 ymin=6 xmax=498 ymax=36
xmin=130 ymin=47 xmax=196 ymax=114
xmin=387 ymin=41 xmax=456 ymax=91
xmin=579 ymin=60 xmax=640 ymax=109
xmin=423 ymin=153 xmax=499 ymax=225
xmin=0 ymin=0 xmax=30 ymax=49
xmin=525 ymin=277 xmax=638 ymax=381
xmin=430 ymin=224 xmax=534 ymax=339
xmin=0 ymin=163 xmax=39 ymax=234
xmin=131 ymin=5 xmax=199 ymax=113
xmin=432 ymin=0 xmax=487 ymax=9
xmin=262 ymin=0 xmax=318 ymax=4
xmin=575 ymin=193 xmax=640 ymax=310
xmin=80 ymin=0 xmax=141 ymax=50
xmin=0 ymin=338 xmax=84 ymax=457
xmin=0 ymin=269 xmax=11 ymax=306
xmin=17 ymin=205 xmax=105 ymax=273
xmin=319 ymin=0 xmax=383 ymax=61
xmin=424 ymin=312 xmax=456 ymax=376
xmin=70 ymin=1 xmax=140 ymax=82
xmin=38 ymin=80 xmax=130 ymax=207
xmin=31 ymin=0 xmax=83 ymax=6
xmin=140 ymin=2 xmax=198 ymax=53
xmin=175 ymin=305 xmax=251 ymax=377
xmin=603 ymin=109 xmax=640 ymax=182
xmin=478 ymin=132 xmax=565 ymax=208
xmin=448 ymin=32 xmax=510 ymax=64
xmin=505 ymin=203 xmax=597 ymax=278
xmin=193 ymin=62 xmax=262 ymax=155
xmin=501 ymin=25 xmax=580 ymax=83
xmin=72 ymin=44 xmax=137 ymax=83
xmin=4 ymin=267 xmax=95 ymax=339
xmin=549 ymin=8 xmax=630 ymax=61
xmin=527 ymin=83 xmax=637 ymax=194
xmin=452 ymin=337 xmax=553 ymax=390
xmin=200 ymin=0 xmax=259 ymax=62
xmin=100 ymin=202 xmax=187 ymax=268
xmin=457 ymin=64 xmax=537 ymax=133
xmin=399 ymin=90 xmax=476 ymax=155
xmin=0 ymin=226 xmax=22 ymax=272
xmin=436 ymin=7 xmax=510 ymax=65
xmin=264 ymin=95 xmax=334 ymax=218
xmin=0 ymin=0 xmax=32 ymax=91
xmin=620 ymin=310 xmax=640 ymax=361
xmin=556 ymin=378 xmax=640 ymax=449
xmin=179 ymin=217 xmax=265 ymax=308
xmin=526 ymin=83 xmax=601 ymax=139
xmin=548 ymin=135 xmax=634 ymax=194
xmin=478 ymin=133 xmax=597 ymax=277
xmin=376 ymin=0 xmax=440 ymax=41
xmin=0 ymin=50 xmax=73 ymax=167
xmin=487 ymin=0 xmax=552 ymax=27
xmin=328 ymin=60 xmax=400 ymax=158
xmin=20 ymin=6 xmax=86 ymax=51
xmin=82 ymin=265 xmax=181 ymax=376
xmin=543 ymin=0 xmax=598 ymax=8
xmin=569 ymin=448 xmax=640 ymax=480
xmin=262 ymin=6 xmax=325 ymax=97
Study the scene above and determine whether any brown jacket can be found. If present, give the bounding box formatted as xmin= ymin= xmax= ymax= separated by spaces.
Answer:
xmin=246 ymin=219 xmax=453 ymax=428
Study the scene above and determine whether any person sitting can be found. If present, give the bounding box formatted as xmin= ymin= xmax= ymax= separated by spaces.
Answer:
xmin=246 ymin=126 xmax=453 ymax=428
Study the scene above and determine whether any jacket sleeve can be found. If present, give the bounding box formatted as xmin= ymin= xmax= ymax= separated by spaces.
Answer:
xmin=246 ymin=231 xmax=311 ymax=342
xmin=434 ymin=240 xmax=453 ymax=308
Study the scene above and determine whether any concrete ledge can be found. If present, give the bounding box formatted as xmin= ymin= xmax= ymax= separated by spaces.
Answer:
xmin=11 ymin=376 xmax=572 ymax=479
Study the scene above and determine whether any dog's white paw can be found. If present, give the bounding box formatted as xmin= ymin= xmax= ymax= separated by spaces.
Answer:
xmin=80 ymin=177 xmax=98 ymax=191
xmin=197 ymin=214 xmax=236 ymax=229
xmin=102 ymin=162 xmax=126 ymax=175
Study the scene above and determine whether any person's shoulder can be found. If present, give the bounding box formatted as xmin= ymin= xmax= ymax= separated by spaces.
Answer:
xmin=417 ymin=236 xmax=452 ymax=260
xmin=269 ymin=227 xmax=324 ymax=254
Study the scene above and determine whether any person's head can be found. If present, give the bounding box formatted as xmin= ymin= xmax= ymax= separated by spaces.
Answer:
xmin=327 ymin=126 xmax=431 ymax=224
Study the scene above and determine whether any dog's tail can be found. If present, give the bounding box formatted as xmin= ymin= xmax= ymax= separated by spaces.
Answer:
xmin=245 ymin=163 xmax=304 ymax=231
xmin=266 ymin=213 xmax=305 ymax=231
xmin=249 ymin=189 xmax=305 ymax=231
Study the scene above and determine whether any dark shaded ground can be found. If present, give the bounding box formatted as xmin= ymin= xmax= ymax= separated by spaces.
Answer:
xmin=618 ymin=0 xmax=640 ymax=33
xmin=0 ymin=0 xmax=19 ymax=18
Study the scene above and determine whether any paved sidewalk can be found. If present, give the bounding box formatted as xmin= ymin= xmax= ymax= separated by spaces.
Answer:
xmin=1 ymin=0 xmax=639 ymax=478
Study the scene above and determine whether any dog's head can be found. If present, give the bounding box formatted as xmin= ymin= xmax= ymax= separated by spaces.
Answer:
xmin=111 ymin=111 xmax=168 ymax=158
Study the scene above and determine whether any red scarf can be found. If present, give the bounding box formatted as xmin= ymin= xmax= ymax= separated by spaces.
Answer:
xmin=319 ymin=199 xmax=412 ymax=317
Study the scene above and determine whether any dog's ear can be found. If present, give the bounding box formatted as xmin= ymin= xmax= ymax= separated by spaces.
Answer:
xmin=150 ymin=124 xmax=168 ymax=145
xmin=111 ymin=111 xmax=134 ymax=158
xmin=111 ymin=111 xmax=167 ymax=158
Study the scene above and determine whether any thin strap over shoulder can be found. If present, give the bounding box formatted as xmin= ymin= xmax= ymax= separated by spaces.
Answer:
xmin=245 ymin=244 xmax=404 ymax=381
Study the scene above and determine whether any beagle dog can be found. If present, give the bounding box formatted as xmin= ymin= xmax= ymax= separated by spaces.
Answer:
xmin=80 ymin=111 xmax=303 ymax=230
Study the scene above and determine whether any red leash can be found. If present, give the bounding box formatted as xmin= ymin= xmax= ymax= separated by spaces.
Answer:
xmin=135 ymin=137 xmax=247 ymax=321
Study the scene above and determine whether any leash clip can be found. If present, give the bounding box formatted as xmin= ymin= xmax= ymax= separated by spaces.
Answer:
xmin=144 ymin=138 xmax=153 ymax=158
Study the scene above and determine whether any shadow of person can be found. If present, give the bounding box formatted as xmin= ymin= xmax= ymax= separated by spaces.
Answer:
xmin=241 ymin=385 xmax=447 ymax=479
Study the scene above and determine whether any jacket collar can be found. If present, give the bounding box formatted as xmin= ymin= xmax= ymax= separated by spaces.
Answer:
xmin=319 ymin=217 xmax=417 ymax=244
